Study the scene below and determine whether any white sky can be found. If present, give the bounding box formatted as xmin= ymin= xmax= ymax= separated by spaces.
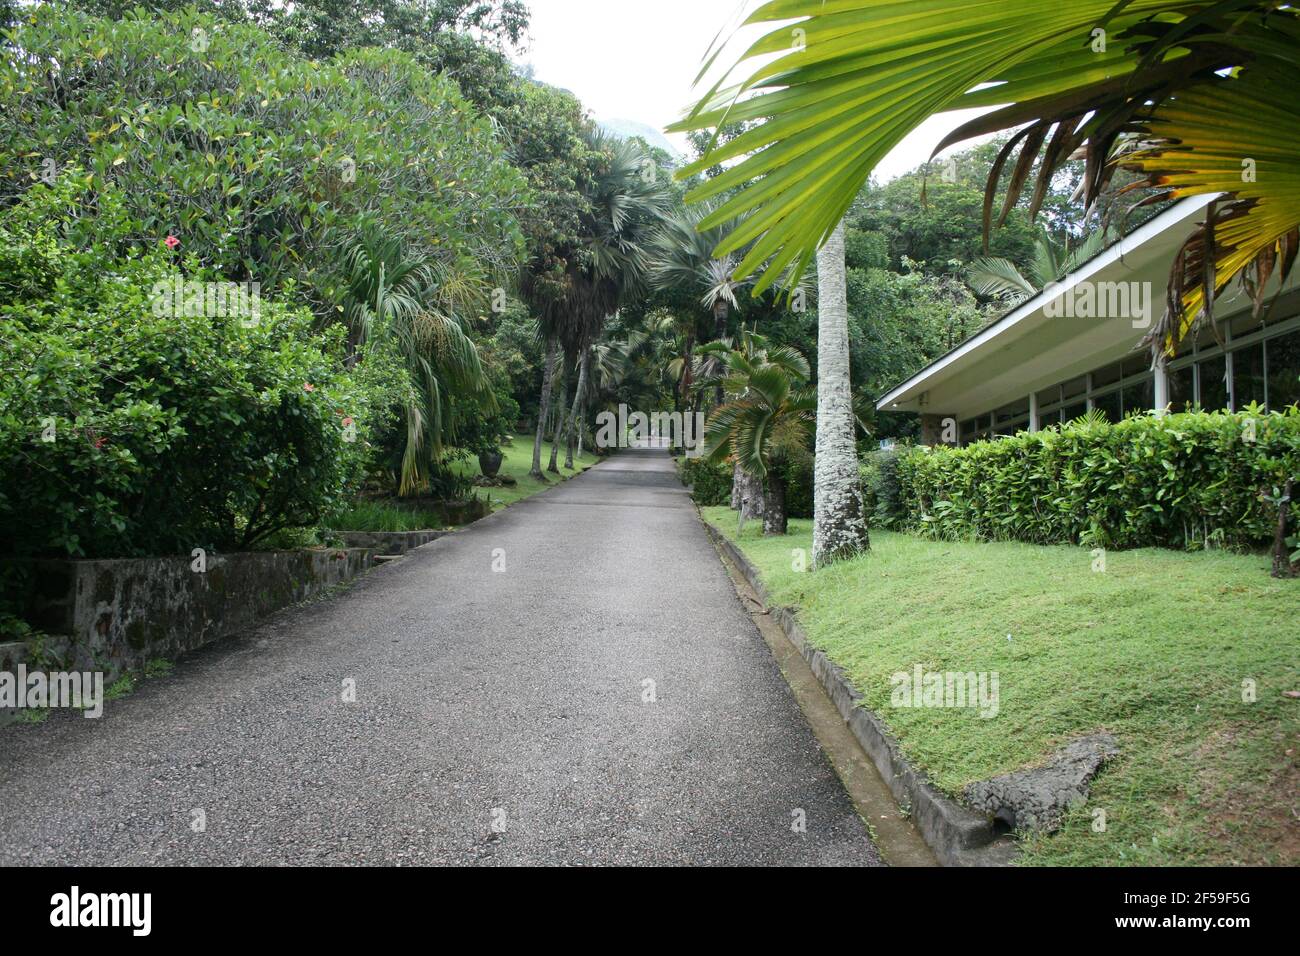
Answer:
xmin=519 ymin=0 xmax=991 ymax=182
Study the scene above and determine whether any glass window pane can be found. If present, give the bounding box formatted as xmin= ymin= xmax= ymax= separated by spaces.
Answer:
xmin=1121 ymin=377 xmax=1154 ymax=416
xmin=1168 ymin=365 xmax=1195 ymax=412
xmin=1037 ymin=410 xmax=1060 ymax=430
xmin=1231 ymin=309 xmax=1266 ymax=341
xmin=1196 ymin=320 xmax=1226 ymax=352
xmin=1121 ymin=353 xmax=1149 ymax=379
xmin=1232 ymin=341 xmax=1265 ymax=410
xmin=996 ymin=397 xmax=1030 ymax=422
xmin=1062 ymin=375 xmax=1088 ymax=399
xmin=1199 ymin=354 xmax=1229 ymax=410
xmin=1061 ymin=402 xmax=1087 ymax=424
xmin=1093 ymin=390 xmax=1121 ymax=422
xmin=1035 ymin=385 xmax=1062 ymax=407
xmin=1267 ymin=328 xmax=1300 ymax=411
xmin=1092 ymin=361 xmax=1123 ymax=388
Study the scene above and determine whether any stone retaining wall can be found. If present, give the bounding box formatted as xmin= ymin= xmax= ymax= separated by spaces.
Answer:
xmin=4 ymin=548 xmax=374 ymax=679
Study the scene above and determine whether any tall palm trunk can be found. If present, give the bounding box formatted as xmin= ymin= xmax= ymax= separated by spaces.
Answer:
xmin=548 ymin=365 xmax=568 ymax=473
xmin=564 ymin=347 xmax=590 ymax=469
xmin=530 ymin=335 xmax=559 ymax=481
xmin=813 ymin=221 xmax=869 ymax=566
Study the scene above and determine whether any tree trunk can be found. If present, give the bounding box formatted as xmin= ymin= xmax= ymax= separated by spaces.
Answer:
xmin=548 ymin=365 xmax=567 ymax=473
xmin=763 ymin=472 xmax=787 ymax=536
xmin=732 ymin=462 xmax=765 ymax=517
xmin=564 ymin=347 xmax=590 ymax=470
xmin=813 ymin=220 xmax=869 ymax=566
xmin=530 ymin=335 xmax=559 ymax=481
xmin=1272 ymin=477 xmax=1295 ymax=578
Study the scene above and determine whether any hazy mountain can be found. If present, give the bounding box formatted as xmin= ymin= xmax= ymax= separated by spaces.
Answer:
xmin=598 ymin=118 xmax=682 ymax=162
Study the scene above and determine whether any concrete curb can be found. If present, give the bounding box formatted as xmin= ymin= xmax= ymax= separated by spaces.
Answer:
xmin=705 ymin=523 xmax=1018 ymax=867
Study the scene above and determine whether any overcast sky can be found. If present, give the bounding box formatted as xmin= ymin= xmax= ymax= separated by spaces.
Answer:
xmin=519 ymin=0 xmax=991 ymax=182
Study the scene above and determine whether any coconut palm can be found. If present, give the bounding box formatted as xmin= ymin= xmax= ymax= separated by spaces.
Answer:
xmin=671 ymin=1 xmax=1300 ymax=358
xmin=967 ymin=227 xmax=1113 ymax=307
xmin=813 ymin=221 xmax=869 ymax=564
xmin=699 ymin=342 xmax=815 ymax=535
xmin=338 ymin=225 xmax=490 ymax=496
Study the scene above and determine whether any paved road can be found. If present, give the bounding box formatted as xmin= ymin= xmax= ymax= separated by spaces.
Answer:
xmin=0 ymin=447 xmax=879 ymax=865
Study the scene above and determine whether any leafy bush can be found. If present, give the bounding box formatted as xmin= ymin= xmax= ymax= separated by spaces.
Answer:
xmin=777 ymin=452 xmax=814 ymax=519
xmin=0 ymin=177 xmax=403 ymax=558
xmin=896 ymin=409 xmax=1300 ymax=550
xmin=0 ymin=5 xmax=526 ymax=310
xmin=861 ymin=445 xmax=910 ymax=528
xmin=678 ymin=457 xmax=732 ymax=506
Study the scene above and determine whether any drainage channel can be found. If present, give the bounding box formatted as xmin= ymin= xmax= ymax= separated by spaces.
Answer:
xmin=716 ymin=543 xmax=939 ymax=868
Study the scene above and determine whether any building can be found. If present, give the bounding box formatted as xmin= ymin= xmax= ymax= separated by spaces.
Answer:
xmin=876 ymin=195 xmax=1300 ymax=444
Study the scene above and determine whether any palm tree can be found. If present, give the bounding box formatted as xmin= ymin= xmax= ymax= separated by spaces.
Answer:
xmin=967 ymin=227 xmax=1113 ymax=307
xmin=696 ymin=327 xmax=802 ymax=517
xmin=699 ymin=341 xmax=815 ymax=535
xmin=338 ymin=225 xmax=491 ymax=496
xmin=813 ymin=222 xmax=869 ymax=564
xmin=671 ymin=1 xmax=1300 ymax=359
xmin=649 ymin=200 xmax=748 ymax=407
xmin=541 ymin=131 xmax=669 ymax=472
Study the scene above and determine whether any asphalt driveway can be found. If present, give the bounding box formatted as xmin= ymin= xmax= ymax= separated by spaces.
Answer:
xmin=0 ymin=447 xmax=880 ymax=866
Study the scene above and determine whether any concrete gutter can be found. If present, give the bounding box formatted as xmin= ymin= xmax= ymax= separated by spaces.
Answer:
xmin=705 ymin=522 xmax=1018 ymax=867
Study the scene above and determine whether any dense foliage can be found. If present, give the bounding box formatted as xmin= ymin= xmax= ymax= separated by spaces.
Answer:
xmin=0 ymin=6 xmax=526 ymax=314
xmin=0 ymin=179 xmax=405 ymax=558
xmin=894 ymin=410 xmax=1300 ymax=551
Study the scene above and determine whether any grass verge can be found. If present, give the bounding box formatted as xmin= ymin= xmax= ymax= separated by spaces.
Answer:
xmin=701 ymin=506 xmax=1299 ymax=866
xmin=453 ymin=433 xmax=599 ymax=510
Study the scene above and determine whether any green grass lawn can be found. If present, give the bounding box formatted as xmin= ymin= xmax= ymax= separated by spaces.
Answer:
xmin=453 ymin=433 xmax=599 ymax=510
xmin=701 ymin=506 xmax=1299 ymax=866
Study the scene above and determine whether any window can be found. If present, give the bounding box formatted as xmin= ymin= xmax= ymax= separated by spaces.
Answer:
xmin=1062 ymin=375 xmax=1088 ymax=400
xmin=1121 ymin=353 xmax=1149 ymax=378
xmin=1092 ymin=361 xmax=1123 ymax=388
xmin=1168 ymin=364 xmax=1195 ymax=412
xmin=1199 ymin=354 xmax=1229 ymax=410
xmin=1121 ymin=377 xmax=1154 ymax=416
xmin=1061 ymin=402 xmax=1087 ymax=424
xmin=996 ymin=398 xmax=1029 ymax=423
xmin=1233 ymin=341 xmax=1266 ymax=410
xmin=1093 ymin=390 xmax=1121 ymax=422
xmin=1267 ymin=328 xmax=1300 ymax=410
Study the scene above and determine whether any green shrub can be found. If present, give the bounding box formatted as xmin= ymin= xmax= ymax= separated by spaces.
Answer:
xmin=896 ymin=409 xmax=1300 ymax=550
xmin=777 ymin=451 xmax=815 ymax=519
xmin=678 ymin=457 xmax=733 ymax=506
xmin=0 ymin=177 xmax=402 ymax=558
xmin=0 ymin=5 xmax=525 ymax=310
xmin=861 ymin=445 xmax=910 ymax=529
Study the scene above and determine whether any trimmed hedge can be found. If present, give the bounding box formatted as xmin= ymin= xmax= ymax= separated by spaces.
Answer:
xmin=897 ymin=409 xmax=1300 ymax=550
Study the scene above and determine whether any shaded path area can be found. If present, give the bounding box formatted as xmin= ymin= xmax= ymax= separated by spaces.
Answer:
xmin=0 ymin=448 xmax=880 ymax=865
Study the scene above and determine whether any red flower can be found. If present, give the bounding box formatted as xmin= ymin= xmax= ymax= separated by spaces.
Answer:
xmin=303 ymin=383 xmax=315 ymax=392
xmin=93 ymin=437 xmax=107 ymax=450
xmin=164 ymin=235 xmax=180 ymax=250
xmin=342 ymin=417 xmax=354 ymax=427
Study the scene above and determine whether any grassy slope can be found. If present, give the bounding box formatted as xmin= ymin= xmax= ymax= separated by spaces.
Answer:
xmin=453 ymin=433 xmax=598 ymax=510
xmin=701 ymin=507 xmax=1298 ymax=866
